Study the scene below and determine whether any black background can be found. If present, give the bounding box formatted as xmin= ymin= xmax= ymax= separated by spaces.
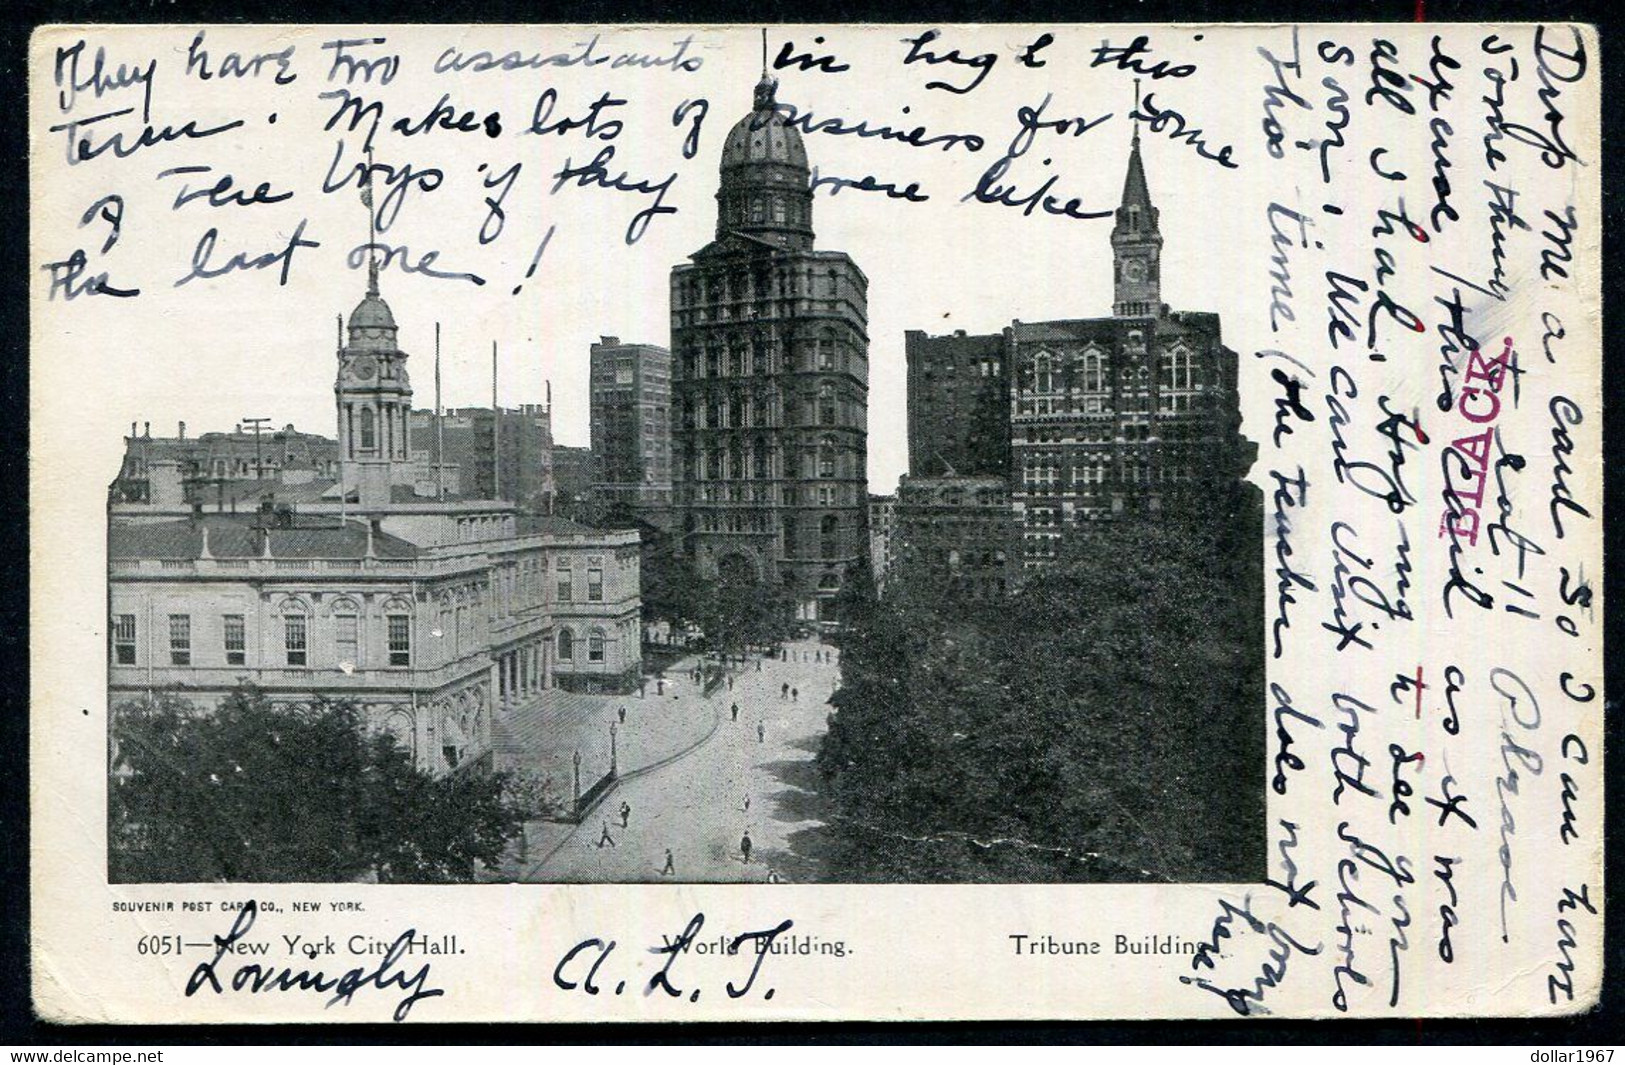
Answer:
xmin=2 ymin=0 xmax=1618 ymax=1045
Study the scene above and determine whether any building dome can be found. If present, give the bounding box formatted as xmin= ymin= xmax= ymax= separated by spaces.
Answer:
xmin=720 ymin=76 xmax=809 ymax=172
xmin=714 ymin=75 xmax=815 ymax=249
xmin=346 ymin=262 xmax=401 ymax=353
xmin=349 ymin=293 xmax=397 ymax=331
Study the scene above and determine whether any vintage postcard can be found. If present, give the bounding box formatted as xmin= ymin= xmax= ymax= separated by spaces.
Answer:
xmin=29 ymin=22 xmax=1602 ymax=1022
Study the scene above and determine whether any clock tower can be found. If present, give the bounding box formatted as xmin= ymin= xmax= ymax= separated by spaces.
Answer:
xmin=1111 ymin=125 xmax=1163 ymax=319
xmin=336 ymin=262 xmax=414 ymax=507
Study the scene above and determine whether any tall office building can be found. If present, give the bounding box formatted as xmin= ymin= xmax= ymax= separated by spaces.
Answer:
xmin=669 ymin=69 xmax=869 ymax=623
xmin=589 ymin=336 xmax=672 ymax=518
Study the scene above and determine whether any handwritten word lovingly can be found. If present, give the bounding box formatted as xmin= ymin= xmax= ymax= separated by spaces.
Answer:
xmin=184 ymin=902 xmax=442 ymax=1022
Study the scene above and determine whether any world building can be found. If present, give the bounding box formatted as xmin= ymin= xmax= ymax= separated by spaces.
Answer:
xmin=899 ymin=126 xmax=1256 ymax=579
xmin=669 ymin=69 xmax=870 ymax=625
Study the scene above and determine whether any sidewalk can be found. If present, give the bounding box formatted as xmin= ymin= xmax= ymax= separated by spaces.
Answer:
xmin=482 ymin=651 xmax=723 ymax=879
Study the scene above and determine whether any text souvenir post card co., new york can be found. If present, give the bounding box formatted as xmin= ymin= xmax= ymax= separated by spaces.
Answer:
xmin=29 ymin=22 xmax=1602 ymax=1023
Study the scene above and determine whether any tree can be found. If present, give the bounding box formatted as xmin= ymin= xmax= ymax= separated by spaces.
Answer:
xmin=817 ymin=481 xmax=1265 ymax=884
xmin=109 ymin=685 xmax=524 ymax=883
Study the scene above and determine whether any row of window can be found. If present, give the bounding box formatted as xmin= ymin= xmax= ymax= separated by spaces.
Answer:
xmin=1022 ymin=350 xmax=1200 ymax=393
xmin=674 ymin=267 xmax=849 ymax=308
xmin=114 ymin=612 xmax=410 ymax=669
xmin=678 ymin=336 xmax=852 ymax=379
xmin=680 ymin=384 xmax=858 ymax=431
xmin=682 ymin=437 xmax=846 ymax=481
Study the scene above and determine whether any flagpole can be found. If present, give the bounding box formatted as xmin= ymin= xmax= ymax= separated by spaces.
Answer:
xmin=435 ymin=322 xmax=445 ymax=501
xmin=492 ymin=340 xmax=501 ymax=501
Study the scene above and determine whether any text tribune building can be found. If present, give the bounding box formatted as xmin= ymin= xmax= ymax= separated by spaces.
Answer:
xmin=108 ymin=270 xmax=642 ymax=776
xmin=669 ymin=69 xmax=870 ymax=625
xmin=902 ymin=125 xmax=1255 ymax=572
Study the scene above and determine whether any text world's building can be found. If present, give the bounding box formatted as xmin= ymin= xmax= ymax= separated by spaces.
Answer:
xmin=669 ymin=71 xmax=870 ymax=623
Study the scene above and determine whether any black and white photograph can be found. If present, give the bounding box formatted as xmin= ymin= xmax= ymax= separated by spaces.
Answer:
xmin=96 ymin=28 xmax=1264 ymax=887
xmin=29 ymin=20 xmax=1604 ymax=1022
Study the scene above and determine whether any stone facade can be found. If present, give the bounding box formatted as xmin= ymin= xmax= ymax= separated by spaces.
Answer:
xmin=670 ymin=71 xmax=869 ymax=624
xmin=107 ymin=277 xmax=644 ymax=776
xmin=903 ymin=131 xmax=1255 ymax=577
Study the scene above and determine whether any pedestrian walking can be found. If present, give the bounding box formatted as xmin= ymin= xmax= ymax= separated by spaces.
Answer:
xmin=781 ymin=682 xmax=789 ymax=699
xmin=757 ymin=721 xmax=765 ymax=743
xmin=657 ymin=678 xmax=665 ymax=695
xmin=661 ymin=848 xmax=675 ymax=876
xmin=597 ymin=820 xmax=616 ymax=848
xmin=756 ymin=660 xmax=763 ymax=672
xmin=619 ymin=801 xmax=631 ymax=828
xmin=639 ymin=679 xmax=647 ymax=698
xmin=731 ymin=702 xmax=739 ymax=722
xmin=618 ymin=705 xmax=627 ymax=725
xmin=742 ymin=795 xmax=751 ymax=812
xmin=740 ymin=830 xmax=753 ymax=864
xmin=728 ymin=676 xmax=734 ymax=691
xmin=791 ymin=687 xmax=798 ymax=702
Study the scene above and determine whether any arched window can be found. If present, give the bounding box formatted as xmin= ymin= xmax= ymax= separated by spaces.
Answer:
xmin=1035 ymin=354 xmax=1053 ymax=394
xmin=332 ymin=598 xmax=361 ymax=669
xmin=557 ymin=629 xmax=574 ymax=662
xmin=818 ymin=334 xmax=835 ymax=370
xmin=588 ymin=629 xmax=606 ymax=663
xmin=730 ymin=392 xmax=747 ymax=428
xmin=820 ymin=514 xmax=839 ymax=558
xmin=752 ymin=333 xmax=768 ymax=375
xmin=818 ymin=384 xmax=836 ymax=426
xmin=360 ymin=408 xmax=376 ymax=451
xmin=754 ymin=439 xmax=769 ymax=480
xmin=782 ymin=514 xmax=798 ymax=556
xmin=729 ymin=443 xmax=744 ymax=482
xmin=818 ymin=437 xmax=835 ymax=479
xmin=280 ymin=599 xmax=310 ymax=667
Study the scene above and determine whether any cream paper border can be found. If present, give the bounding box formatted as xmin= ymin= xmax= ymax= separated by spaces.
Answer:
xmin=29 ymin=22 xmax=1603 ymax=1022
